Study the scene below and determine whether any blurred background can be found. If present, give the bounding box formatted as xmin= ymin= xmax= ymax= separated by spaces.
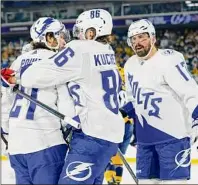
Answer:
xmin=1 ymin=0 xmax=198 ymax=82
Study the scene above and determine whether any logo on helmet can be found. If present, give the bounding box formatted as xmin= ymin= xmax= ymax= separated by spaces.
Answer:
xmin=34 ymin=17 xmax=55 ymax=37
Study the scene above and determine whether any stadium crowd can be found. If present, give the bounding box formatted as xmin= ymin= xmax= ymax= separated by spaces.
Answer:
xmin=2 ymin=1 xmax=197 ymax=23
xmin=1 ymin=28 xmax=198 ymax=82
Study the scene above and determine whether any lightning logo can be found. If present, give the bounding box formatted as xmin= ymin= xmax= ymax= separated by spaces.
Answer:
xmin=34 ymin=18 xmax=54 ymax=37
xmin=64 ymin=161 xmax=94 ymax=181
xmin=169 ymin=148 xmax=191 ymax=176
xmin=175 ymin=148 xmax=191 ymax=169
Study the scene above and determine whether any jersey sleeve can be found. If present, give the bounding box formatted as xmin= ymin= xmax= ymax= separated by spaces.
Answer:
xmin=56 ymin=84 xmax=76 ymax=125
xmin=1 ymin=57 xmax=22 ymax=132
xmin=21 ymin=43 xmax=83 ymax=88
xmin=163 ymin=52 xmax=198 ymax=122
xmin=1 ymin=87 xmax=15 ymax=133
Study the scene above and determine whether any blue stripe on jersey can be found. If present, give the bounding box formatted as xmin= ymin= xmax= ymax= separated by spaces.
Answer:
xmin=136 ymin=114 xmax=177 ymax=145
xmin=72 ymin=115 xmax=81 ymax=123
xmin=175 ymin=61 xmax=190 ymax=81
xmin=26 ymin=88 xmax=38 ymax=120
xmin=20 ymin=58 xmax=41 ymax=77
xmin=192 ymin=105 xmax=198 ymax=121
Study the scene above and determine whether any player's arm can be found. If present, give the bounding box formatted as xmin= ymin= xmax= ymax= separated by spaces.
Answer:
xmin=1 ymin=58 xmax=23 ymax=133
xmin=21 ymin=44 xmax=82 ymax=88
xmin=1 ymin=86 xmax=15 ymax=134
xmin=163 ymin=53 xmax=198 ymax=123
xmin=56 ymin=83 xmax=76 ymax=127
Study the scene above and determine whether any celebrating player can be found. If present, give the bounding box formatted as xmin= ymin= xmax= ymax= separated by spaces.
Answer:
xmin=74 ymin=10 xmax=134 ymax=185
xmin=18 ymin=9 xmax=125 ymax=184
xmin=1 ymin=17 xmax=74 ymax=184
xmin=124 ymin=19 xmax=198 ymax=184
xmin=1 ymin=9 xmax=126 ymax=185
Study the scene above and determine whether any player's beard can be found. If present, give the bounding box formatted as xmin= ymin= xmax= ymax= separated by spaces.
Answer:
xmin=135 ymin=43 xmax=151 ymax=58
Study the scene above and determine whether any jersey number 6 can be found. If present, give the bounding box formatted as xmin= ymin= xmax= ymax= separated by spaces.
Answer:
xmin=54 ymin=47 xmax=75 ymax=67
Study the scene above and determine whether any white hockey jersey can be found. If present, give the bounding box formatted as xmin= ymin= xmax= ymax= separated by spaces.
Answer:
xmin=124 ymin=49 xmax=198 ymax=145
xmin=2 ymin=49 xmax=75 ymax=155
xmin=21 ymin=40 xmax=125 ymax=143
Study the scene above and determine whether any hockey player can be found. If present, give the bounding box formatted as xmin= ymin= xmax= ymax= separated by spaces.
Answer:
xmin=1 ymin=17 xmax=75 ymax=184
xmin=74 ymin=13 xmax=134 ymax=185
xmin=6 ymin=9 xmax=125 ymax=184
xmin=125 ymin=19 xmax=198 ymax=184
xmin=73 ymin=14 xmax=132 ymax=184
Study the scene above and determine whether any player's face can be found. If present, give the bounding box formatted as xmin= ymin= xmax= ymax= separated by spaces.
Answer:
xmin=130 ymin=33 xmax=152 ymax=57
xmin=47 ymin=33 xmax=66 ymax=50
xmin=85 ymin=28 xmax=96 ymax=40
xmin=58 ymin=32 xmax=67 ymax=50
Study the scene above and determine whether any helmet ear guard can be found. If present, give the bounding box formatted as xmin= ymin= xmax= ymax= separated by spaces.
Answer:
xmin=72 ymin=24 xmax=79 ymax=38
xmin=59 ymin=28 xmax=71 ymax=43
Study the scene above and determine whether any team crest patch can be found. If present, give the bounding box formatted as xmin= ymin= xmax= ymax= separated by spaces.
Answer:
xmin=162 ymin=49 xmax=174 ymax=56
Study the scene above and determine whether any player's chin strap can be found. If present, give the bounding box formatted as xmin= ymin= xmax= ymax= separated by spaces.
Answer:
xmin=12 ymin=85 xmax=81 ymax=139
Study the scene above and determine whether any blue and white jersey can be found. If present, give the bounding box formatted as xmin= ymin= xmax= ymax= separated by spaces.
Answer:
xmin=124 ymin=49 xmax=198 ymax=145
xmin=2 ymin=49 xmax=75 ymax=155
xmin=21 ymin=40 xmax=125 ymax=143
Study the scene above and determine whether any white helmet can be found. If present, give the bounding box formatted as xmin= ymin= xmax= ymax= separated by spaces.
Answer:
xmin=127 ymin=19 xmax=155 ymax=47
xmin=73 ymin=9 xmax=113 ymax=40
xmin=30 ymin=17 xmax=70 ymax=50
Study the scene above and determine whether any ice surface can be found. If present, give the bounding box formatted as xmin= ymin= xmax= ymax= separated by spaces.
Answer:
xmin=1 ymin=160 xmax=198 ymax=184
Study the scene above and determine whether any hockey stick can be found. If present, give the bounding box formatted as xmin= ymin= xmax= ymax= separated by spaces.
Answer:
xmin=12 ymin=85 xmax=80 ymax=129
xmin=1 ymin=133 xmax=8 ymax=150
xmin=118 ymin=148 xmax=138 ymax=185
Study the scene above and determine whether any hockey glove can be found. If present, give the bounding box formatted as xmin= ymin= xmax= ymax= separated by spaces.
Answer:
xmin=1 ymin=68 xmax=16 ymax=87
